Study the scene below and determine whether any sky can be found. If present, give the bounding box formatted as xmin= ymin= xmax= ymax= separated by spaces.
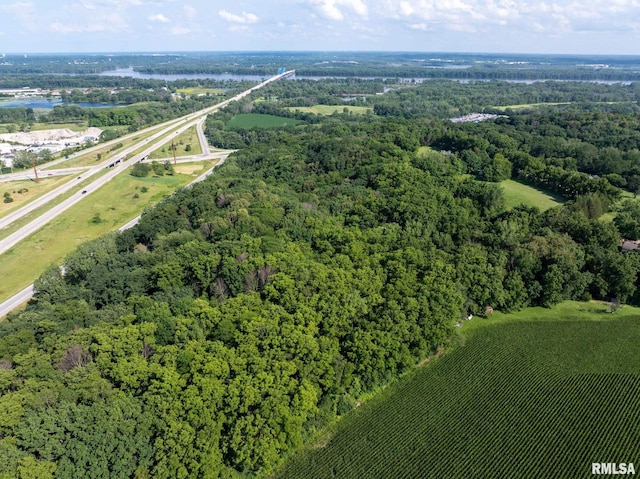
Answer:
xmin=0 ymin=0 xmax=639 ymax=55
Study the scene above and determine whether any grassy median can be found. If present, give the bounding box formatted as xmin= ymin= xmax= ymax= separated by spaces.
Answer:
xmin=0 ymin=161 xmax=217 ymax=304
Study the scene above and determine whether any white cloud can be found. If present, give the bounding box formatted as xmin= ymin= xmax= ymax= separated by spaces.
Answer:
xmin=170 ymin=25 xmax=191 ymax=35
xmin=378 ymin=0 xmax=640 ymax=34
xmin=183 ymin=5 xmax=196 ymax=19
xmin=50 ymin=21 xmax=114 ymax=33
xmin=409 ymin=22 xmax=427 ymax=30
xmin=50 ymin=12 xmax=129 ymax=34
xmin=219 ymin=10 xmax=259 ymax=24
xmin=149 ymin=13 xmax=170 ymax=23
xmin=310 ymin=0 xmax=369 ymax=21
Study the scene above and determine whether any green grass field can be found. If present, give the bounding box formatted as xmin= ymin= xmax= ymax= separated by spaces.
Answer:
xmin=227 ymin=113 xmax=303 ymax=129
xmin=148 ymin=125 xmax=203 ymax=159
xmin=501 ymin=179 xmax=565 ymax=211
xmin=287 ymin=105 xmax=373 ymax=115
xmin=0 ymin=167 xmax=201 ymax=304
xmin=493 ymin=102 xmax=572 ymax=111
xmin=0 ymin=176 xmax=72 ymax=219
xmin=176 ymin=87 xmax=226 ymax=97
xmin=274 ymin=301 xmax=640 ymax=479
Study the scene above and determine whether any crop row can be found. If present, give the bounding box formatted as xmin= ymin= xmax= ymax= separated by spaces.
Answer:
xmin=274 ymin=318 xmax=640 ymax=479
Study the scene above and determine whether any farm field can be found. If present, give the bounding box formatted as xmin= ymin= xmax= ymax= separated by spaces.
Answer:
xmin=227 ymin=113 xmax=303 ymax=129
xmin=288 ymin=105 xmax=372 ymax=115
xmin=500 ymin=179 xmax=565 ymax=211
xmin=274 ymin=302 xmax=640 ymax=479
xmin=0 ymin=167 xmax=196 ymax=304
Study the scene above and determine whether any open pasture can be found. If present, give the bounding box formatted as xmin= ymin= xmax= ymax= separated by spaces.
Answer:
xmin=501 ymin=179 xmax=565 ymax=211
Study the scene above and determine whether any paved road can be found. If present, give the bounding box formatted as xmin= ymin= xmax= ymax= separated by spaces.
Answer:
xmin=0 ymin=284 xmax=34 ymax=319
xmin=0 ymin=71 xmax=292 ymax=235
xmin=0 ymin=150 xmax=232 ymax=319
xmin=0 ymin=71 xmax=294 ymax=318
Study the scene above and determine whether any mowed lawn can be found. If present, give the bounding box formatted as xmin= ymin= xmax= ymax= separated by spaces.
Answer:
xmin=501 ymin=179 xmax=565 ymax=211
xmin=0 ymin=168 xmax=197 ymax=303
xmin=0 ymin=176 xmax=73 ymax=219
xmin=227 ymin=113 xmax=303 ymax=129
xmin=274 ymin=301 xmax=640 ymax=479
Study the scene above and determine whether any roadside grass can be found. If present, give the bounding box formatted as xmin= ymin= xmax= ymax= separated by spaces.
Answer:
xmin=0 ymin=176 xmax=72 ymax=219
xmin=45 ymin=123 xmax=175 ymax=169
xmin=500 ymin=178 xmax=565 ymax=211
xmin=273 ymin=300 xmax=640 ymax=479
xmin=0 ymin=167 xmax=200 ymax=303
xmin=49 ymin=132 xmax=149 ymax=168
xmin=148 ymin=125 xmax=203 ymax=159
xmin=174 ymin=161 xmax=212 ymax=176
xmin=227 ymin=113 xmax=303 ymax=129
xmin=287 ymin=105 xmax=372 ymax=115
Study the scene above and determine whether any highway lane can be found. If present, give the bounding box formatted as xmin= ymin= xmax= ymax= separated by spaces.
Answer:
xmin=0 ymin=284 xmax=33 ymax=319
xmin=197 ymin=117 xmax=210 ymax=155
xmin=0 ymin=71 xmax=292 ymax=316
xmin=0 ymin=71 xmax=293 ymax=234
xmin=0 ymin=151 xmax=232 ymax=318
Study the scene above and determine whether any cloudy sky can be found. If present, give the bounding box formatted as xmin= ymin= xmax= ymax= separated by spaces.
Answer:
xmin=0 ymin=0 xmax=639 ymax=54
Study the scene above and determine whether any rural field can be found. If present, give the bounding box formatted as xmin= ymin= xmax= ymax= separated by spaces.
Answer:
xmin=287 ymin=105 xmax=373 ymax=115
xmin=500 ymin=179 xmax=565 ymax=211
xmin=274 ymin=302 xmax=640 ymax=479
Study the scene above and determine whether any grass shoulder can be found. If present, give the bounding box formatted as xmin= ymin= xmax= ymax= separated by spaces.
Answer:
xmin=0 ymin=163 xmax=212 ymax=305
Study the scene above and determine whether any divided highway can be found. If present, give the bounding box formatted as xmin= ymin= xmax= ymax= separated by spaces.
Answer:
xmin=0 ymin=71 xmax=293 ymax=317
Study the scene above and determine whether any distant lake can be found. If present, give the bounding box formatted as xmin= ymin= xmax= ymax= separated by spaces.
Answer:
xmin=100 ymin=67 xmax=267 ymax=82
xmin=98 ymin=68 xmax=633 ymax=85
xmin=0 ymin=98 xmax=121 ymax=110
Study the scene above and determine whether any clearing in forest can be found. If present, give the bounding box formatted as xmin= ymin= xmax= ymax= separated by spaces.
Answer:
xmin=501 ymin=179 xmax=565 ymax=211
xmin=287 ymin=105 xmax=373 ymax=115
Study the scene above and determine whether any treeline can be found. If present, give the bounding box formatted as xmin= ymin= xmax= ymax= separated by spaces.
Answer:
xmin=437 ymin=110 xmax=640 ymax=196
xmin=2 ymin=104 xmax=640 ymax=477
xmin=34 ymin=97 xmax=218 ymax=130
xmin=371 ymin=80 xmax=640 ymax=119
xmin=60 ymin=88 xmax=173 ymax=105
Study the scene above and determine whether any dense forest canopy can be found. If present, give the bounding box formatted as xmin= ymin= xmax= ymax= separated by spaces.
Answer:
xmin=1 ymin=66 xmax=640 ymax=478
